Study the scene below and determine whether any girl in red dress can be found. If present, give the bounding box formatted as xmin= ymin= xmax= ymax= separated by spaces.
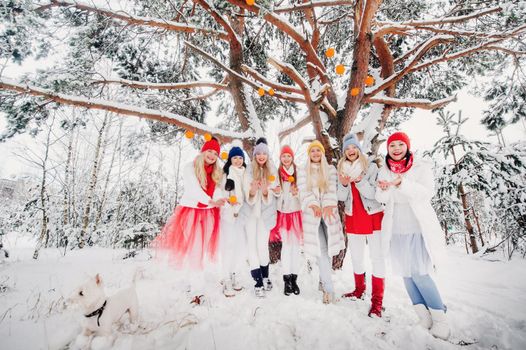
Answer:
xmin=337 ymin=133 xmax=385 ymax=317
xmin=155 ymin=137 xmax=226 ymax=301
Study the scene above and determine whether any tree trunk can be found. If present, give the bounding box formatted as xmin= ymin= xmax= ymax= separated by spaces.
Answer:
xmin=459 ymin=183 xmax=479 ymax=254
xmin=78 ymin=113 xmax=109 ymax=248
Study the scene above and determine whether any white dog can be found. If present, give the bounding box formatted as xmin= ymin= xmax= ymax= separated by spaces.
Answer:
xmin=70 ymin=273 xmax=139 ymax=349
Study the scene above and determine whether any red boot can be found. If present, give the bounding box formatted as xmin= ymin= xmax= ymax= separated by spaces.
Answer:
xmin=368 ymin=276 xmax=385 ymax=318
xmin=342 ymin=273 xmax=366 ymax=300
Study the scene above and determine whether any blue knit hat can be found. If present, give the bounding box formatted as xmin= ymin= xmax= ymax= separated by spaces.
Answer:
xmin=228 ymin=146 xmax=244 ymax=160
xmin=342 ymin=133 xmax=362 ymax=152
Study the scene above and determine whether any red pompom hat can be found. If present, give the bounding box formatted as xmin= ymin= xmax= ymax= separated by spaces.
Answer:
xmin=201 ymin=137 xmax=220 ymax=154
xmin=280 ymin=145 xmax=294 ymax=158
xmin=387 ymin=132 xmax=411 ymax=151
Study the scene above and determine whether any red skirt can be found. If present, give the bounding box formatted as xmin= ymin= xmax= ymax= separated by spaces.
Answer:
xmin=345 ymin=211 xmax=383 ymax=235
xmin=270 ymin=210 xmax=303 ymax=243
xmin=154 ymin=206 xmax=220 ymax=270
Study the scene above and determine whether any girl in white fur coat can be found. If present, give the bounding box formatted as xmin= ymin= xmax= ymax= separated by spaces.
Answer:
xmin=297 ymin=140 xmax=345 ymax=304
xmin=243 ymin=137 xmax=278 ymax=298
xmin=219 ymin=142 xmax=249 ymax=297
xmin=376 ymin=132 xmax=450 ymax=340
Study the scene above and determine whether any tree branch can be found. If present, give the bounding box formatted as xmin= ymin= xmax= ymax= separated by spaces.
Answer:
xmin=193 ymin=0 xmax=240 ymax=44
xmin=267 ymin=57 xmax=310 ymax=99
xmin=365 ymin=95 xmax=457 ymax=110
xmin=366 ymin=35 xmax=455 ymax=98
xmin=0 ymin=78 xmax=251 ymax=142
xmin=92 ymin=77 xmax=229 ymax=90
xmin=274 ymin=0 xmax=354 ymax=13
xmin=278 ymin=114 xmax=311 ymax=140
xmin=42 ymin=0 xmax=228 ymax=39
xmin=241 ymin=64 xmax=302 ymax=94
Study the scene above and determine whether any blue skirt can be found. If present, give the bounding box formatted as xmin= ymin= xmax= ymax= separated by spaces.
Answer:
xmin=390 ymin=232 xmax=432 ymax=277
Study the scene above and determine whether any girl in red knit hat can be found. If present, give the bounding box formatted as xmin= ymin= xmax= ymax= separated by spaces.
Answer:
xmin=270 ymin=145 xmax=303 ymax=296
xmin=376 ymin=132 xmax=450 ymax=339
xmin=155 ymin=136 xmax=226 ymax=303
xmin=337 ymin=133 xmax=386 ymax=318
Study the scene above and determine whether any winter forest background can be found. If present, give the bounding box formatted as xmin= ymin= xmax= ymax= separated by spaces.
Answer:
xmin=0 ymin=0 xmax=525 ymax=349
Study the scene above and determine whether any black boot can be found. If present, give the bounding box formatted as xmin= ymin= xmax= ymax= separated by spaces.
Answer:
xmin=283 ymin=275 xmax=293 ymax=296
xmin=290 ymin=274 xmax=300 ymax=295
xmin=251 ymin=268 xmax=265 ymax=298
xmin=260 ymin=264 xmax=272 ymax=291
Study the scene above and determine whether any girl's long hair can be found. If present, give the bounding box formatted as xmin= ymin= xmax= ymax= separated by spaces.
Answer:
xmin=251 ymin=156 xmax=273 ymax=182
xmin=337 ymin=147 xmax=368 ymax=175
xmin=306 ymin=152 xmax=330 ymax=192
xmin=194 ymin=153 xmax=222 ymax=189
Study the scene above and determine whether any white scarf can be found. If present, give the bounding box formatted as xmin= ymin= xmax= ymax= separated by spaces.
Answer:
xmin=227 ymin=166 xmax=245 ymax=210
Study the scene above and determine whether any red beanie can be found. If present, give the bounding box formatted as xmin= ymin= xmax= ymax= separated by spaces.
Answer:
xmin=201 ymin=137 xmax=220 ymax=154
xmin=280 ymin=145 xmax=294 ymax=158
xmin=387 ymin=132 xmax=411 ymax=150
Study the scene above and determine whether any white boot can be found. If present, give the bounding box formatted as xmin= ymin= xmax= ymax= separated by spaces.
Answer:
xmin=231 ymin=273 xmax=243 ymax=291
xmin=222 ymin=278 xmax=235 ymax=297
xmin=413 ymin=304 xmax=432 ymax=329
xmin=429 ymin=309 xmax=450 ymax=340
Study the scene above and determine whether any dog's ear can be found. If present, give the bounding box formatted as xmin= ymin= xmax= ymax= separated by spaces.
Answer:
xmin=95 ymin=273 xmax=102 ymax=285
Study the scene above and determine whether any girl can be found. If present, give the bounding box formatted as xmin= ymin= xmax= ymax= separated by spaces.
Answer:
xmin=376 ymin=132 xmax=450 ymax=339
xmin=297 ymin=140 xmax=345 ymax=304
xmin=220 ymin=141 xmax=248 ymax=297
xmin=337 ymin=133 xmax=386 ymax=317
xmin=270 ymin=145 xmax=303 ymax=296
xmin=244 ymin=137 xmax=278 ymax=298
xmin=155 ymin=137 xmax=226 ymax=303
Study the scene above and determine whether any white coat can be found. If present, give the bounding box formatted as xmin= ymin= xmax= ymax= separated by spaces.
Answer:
xmin=375 ymin=157 xmax=446 ymax=269
xmin=297 ymin=163 xmax=345 ymax=258
xmin=178 ymin=161 xmax=222 ymax=209
xmin=243 ymin=167 xmax=278 ymax=232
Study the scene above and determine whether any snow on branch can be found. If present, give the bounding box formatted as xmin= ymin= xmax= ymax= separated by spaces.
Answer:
xmin=193 ymin=0 xmax=240 ymax=44
xmin=225 ymin=0 xmax=327 ymax=75
xmin=377 ymin=6 xmax=502 ymax=27
xmin=267 ymin=57 xmax=310 ymax=99
xmin=41 ymin=0 xmax=228 ymax=40
xmin=0 ymin=77 xmax=252 ymax=142
xmin=185 ymin=42 xmax=306 ymax=104
xmin=366 ymin=35 xmax=455 ymax=98
xmin=92 ymin=78 xmax=229 ymax=91
xmin=241 ymin=65 xmax=302 ymax=94
xmin=278 ymin=114 xmax=311 ymax=141
xmin=410 ymin=25 xmax=526 ymax=73
xmin=365 ymin=95 xmax=457 ymax=110
xmin=273 ymin=0 xmax=354 ymax=13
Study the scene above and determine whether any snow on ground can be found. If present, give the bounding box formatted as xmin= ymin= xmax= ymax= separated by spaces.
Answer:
xmin=1 ymin=232 xmax=525 ymax=350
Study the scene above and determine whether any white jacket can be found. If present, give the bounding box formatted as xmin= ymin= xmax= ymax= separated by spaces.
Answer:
xmin=243 ymin=166 xmax=278 ymax=231
xmin=275 ymin=165 xmax=301 ymax=213
xmin=178 ymin=161 xmax=222 ymax=209
xmin=337 ymin=162 xmax=383 ymax=216
xmin=297 ymin=163 xmax=345 ymax=258
xmin=220 ymin=166 xmax=249 ymax=223
xmin=375 ymin=157 xmax=446 ymax=269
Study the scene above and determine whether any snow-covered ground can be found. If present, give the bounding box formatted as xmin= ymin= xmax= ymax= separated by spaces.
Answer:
xmin=1 ymin=232 xmax=525 ymax=350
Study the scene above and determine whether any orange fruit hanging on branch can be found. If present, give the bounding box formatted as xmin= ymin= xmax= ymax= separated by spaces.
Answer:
xmin=335 ymin=64 xmax=345 ymax=75
xmin=365 ymin=75 xmax=375 ymax=86
xmin=268 ymin=88 xmax=275 ymax=96
xmin=258 ymin=87 xmax=265 ymax=96
xmin=246 ymin=0 xmax=255 ymax=5
xmin=184 ymin=130 xmax=194 ymax=139
xmin=325 ymin=47 xmax=335 ymax=58
xmin=221 ymin=151 xmax=228 ymax=160
xmin=350 ymin=87 xmax=360 ymax=96
xmin=204 ymin=133 xmax=212 ymax=141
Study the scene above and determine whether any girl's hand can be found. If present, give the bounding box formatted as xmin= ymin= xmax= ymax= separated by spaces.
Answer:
xmin=339 ymin=174 xmax=350 ymax=186
xmin=272 ymin=185 xmax=282 ymax=195
xmin=392 ymin=175 xmax=402 ymax=187
xmin=352 ymin=175 xmax=363 ymax=183
xmin=322 ymin=206 xmax=336 ymax=223
xmin=291 ymin=184 xmax=299 ymax=196
xmin=210 ymin=198 xmax=226 ymax=207
xmin=377 ymin=180 xmax=390 ymax=191
xmin=249 ymin=180 xmax=259 ymax=195
xmin=309 ymin=205 xmax=322 ymax=217
xmin=261 ymin=179 xmax=269 ymax=196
